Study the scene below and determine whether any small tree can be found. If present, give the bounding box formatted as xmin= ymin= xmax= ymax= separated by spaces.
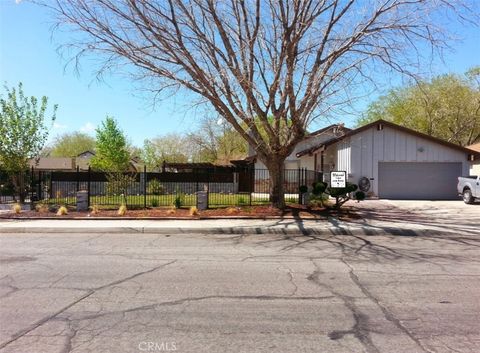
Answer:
xmin=311 ymin=181 xmax=365 ymax=209
xmin=91 ymin=117 xmax=133 ymax=203
xmin=90 ymin=117 xmax=130 ymax=172
xmin=0 ymin=83 xmax=57 ymax=202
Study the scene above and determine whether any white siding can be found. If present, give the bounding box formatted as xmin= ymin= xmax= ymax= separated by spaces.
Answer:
xmin=471 ymin=162 xmax=480 ymax=176
xmin=346 ymin=125 xmax=470 ymax=195
xmin=336 ymin=140 xmax=351 ymax=175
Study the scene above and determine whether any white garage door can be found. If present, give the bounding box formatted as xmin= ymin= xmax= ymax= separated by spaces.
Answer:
xmin=378 ymin=162 xmax=462 ymax=200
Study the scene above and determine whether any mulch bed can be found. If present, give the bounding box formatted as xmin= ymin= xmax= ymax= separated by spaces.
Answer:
xmin=0 ymin=204 xmax=361 ymax=221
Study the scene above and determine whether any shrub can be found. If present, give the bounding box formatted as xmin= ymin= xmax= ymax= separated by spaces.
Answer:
xmin=189 ymin=206 xmax=199 ymax=216
xmin=355 ymin=191 xmax=366 ymax=201
xmin=90 ymin=204 xmax=100 ymax=215
xmin=12 ymin=203 xmax=22 ymax=214
xmin=174 ymin=192 xmax=185 ymax=209
xmin=147 ymin=179 xmax=165 ymax=195
xmin=299 ymin=185 xmax=308 ymax=194
xmin=117 ymin=204 xmax=127 ymax=216
xmin=227 ymin=207 xmax=239 ymax=214
xmin=166 ymin=207 xmax=176 ymax=215
xmin=312 ymin=181 xmax=327 ymax=196
xmin=151 ymin=198 xmax=159 ymax=207
xmin=308 ymin=193 xmax=329 ymax=208
xmin=56 ymin=206 xmax=68 ymax=216
xmin=35 ymin=203 xmax=49 ymax=213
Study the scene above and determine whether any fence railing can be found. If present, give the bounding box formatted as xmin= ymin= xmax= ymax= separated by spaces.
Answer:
xmin=0 ymin=167 xmax=322 ymax=208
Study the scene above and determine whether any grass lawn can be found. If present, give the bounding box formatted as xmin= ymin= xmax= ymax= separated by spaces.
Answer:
xmin=40 ymin=193 xmax=274 ymax=208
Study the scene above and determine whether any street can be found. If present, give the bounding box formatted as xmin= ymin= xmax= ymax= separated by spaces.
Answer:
xmin=0 ymin=230 xmax=479 ymax=353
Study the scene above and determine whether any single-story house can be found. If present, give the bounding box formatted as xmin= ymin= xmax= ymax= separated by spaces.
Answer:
xmin=248 ymin=119 xmax=479 ymax=200
xmin=466 ymin=143 xmax=480 ymax=176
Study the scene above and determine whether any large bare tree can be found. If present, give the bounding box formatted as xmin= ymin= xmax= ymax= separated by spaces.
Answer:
xmin=44 ymin=0 xmax=477 ymax=207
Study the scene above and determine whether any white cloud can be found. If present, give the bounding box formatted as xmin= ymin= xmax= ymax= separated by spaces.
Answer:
xmin=15 ymin=0 xmax=22 ymax=4
xmin=53 ymin=122 xmax=67 ymax=130
xmin=80 ymin=122 xmax=96 ymax=133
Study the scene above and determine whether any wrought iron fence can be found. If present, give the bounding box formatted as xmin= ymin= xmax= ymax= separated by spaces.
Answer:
xmin=0 ymin=166 xmax=322 ymax=209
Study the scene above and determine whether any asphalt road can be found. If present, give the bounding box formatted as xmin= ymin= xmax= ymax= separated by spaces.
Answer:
xmin=0 ymin=231 xmax=479 ymax=353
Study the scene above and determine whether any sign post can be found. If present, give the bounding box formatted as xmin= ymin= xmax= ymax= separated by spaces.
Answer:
xmin=330 ymin=171 xmax=346 ymax=188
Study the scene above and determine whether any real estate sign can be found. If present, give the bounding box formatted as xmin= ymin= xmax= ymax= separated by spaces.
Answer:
xmin=330 ymin=171 xmax=346 ymax=188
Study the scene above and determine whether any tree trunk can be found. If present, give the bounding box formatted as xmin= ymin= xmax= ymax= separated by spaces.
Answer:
xmin=266 ymin=157 xmax=286 ymax=209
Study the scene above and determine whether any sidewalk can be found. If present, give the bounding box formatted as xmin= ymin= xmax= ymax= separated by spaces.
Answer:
xmin=0 ymin=217 xmax=457 ymax=236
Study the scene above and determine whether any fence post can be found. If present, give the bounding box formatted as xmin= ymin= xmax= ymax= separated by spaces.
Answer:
xmin=143 ymin=165 xmax=147 ymax=209
xmin=87 ymin=166 xmax=91 ymax=209
xmin=76 ymin=166 xmax=80 ymax=192
xmin=206 ymin=168 xmax=210 ymax=209
xmin=30 ymin=166 xmax=34 ymax=207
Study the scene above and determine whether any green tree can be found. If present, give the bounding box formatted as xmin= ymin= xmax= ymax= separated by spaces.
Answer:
xmin=141 ymin=134 xmax=190 ymax=171
xmin=0 ymin=83 xmax=57 ymax=202
xmin=358 ymin=69 xmax=480 ymax=146
xmin=187 ymin=118 xmax=247 ymax=164
xmin=48 ymin=132 xmax=96 ymax=157
xmin=90 ymin=116 xmax=130 ymax=172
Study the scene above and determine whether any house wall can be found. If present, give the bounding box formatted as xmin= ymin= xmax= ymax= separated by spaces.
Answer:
xmin=471 ymin=162 xmax=480 ymax=176
xmin=332 ymin=125 xmax=470 ymax=195
xmin=252 ymin=128 xmax=340 ymax=171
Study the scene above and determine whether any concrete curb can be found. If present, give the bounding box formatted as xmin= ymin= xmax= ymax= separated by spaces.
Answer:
xmin=0 ymin=225 xmax=435 ymax=236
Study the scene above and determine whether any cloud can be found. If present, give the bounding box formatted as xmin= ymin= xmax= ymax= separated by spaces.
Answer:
xmin=15 ymin=0 xmax=22 ymax=4
xmin=80 ymin=122 xmax=96 ymax=133
xmin=53 ymin=122 xmax=68 ymax=130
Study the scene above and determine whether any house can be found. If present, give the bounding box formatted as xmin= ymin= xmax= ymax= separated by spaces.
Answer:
xmin=75 ymin=151 xmax=140 ymax=172
xmin=467 ymin=143 xmax=480 ymax=175
xmin=247 ymin=119 xmax=479 ymax=200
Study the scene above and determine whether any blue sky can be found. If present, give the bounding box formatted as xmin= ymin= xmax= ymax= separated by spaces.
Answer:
xmin=0 ymin=0 xmax=479 ymax=147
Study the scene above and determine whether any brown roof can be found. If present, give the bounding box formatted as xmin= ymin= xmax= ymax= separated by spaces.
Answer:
xmin=297 ymin=119 xmax=480 ymax=159
xmin=467 ymin=143 xmax=480 ymax=153
xmin=29 ymin=158 xmax=75 ymax=170
xmin=296 ymin=124 xmax=350 ymax=157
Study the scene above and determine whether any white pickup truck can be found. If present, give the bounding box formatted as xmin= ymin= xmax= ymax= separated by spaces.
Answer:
xmin=457 ymin=176 xmax=480 ymax=204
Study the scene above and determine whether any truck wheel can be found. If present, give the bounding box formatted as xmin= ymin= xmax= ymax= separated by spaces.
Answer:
xmin=463 ymin=188 xmax=474 ymax=204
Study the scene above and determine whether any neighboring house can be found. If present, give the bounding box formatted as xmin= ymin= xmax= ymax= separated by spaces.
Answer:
xmin=28 ymin=157 xmax=75 ymax=171
xmin=467 ymin=143 xmax=480 ymax=176
xmin=247 ymin=119 xmax=479 ymax=200
xmin=75 ymin=151 xmax=140 ymax=172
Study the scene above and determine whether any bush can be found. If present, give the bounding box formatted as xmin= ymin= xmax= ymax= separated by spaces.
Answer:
xmin=151 ymin=198 xmax=159 ymax=207
xmin=147 ymin=179 xmax=165 ymax=195
xmin=35 ymin=203 xmax=49 ymax=213
xmin=355 ymin=191 xmax=366 ymax=201
xmin=90 ymin=204 xmax=100 ymax=215
xmin=299 ymin=185 xmax=308 ymax=194
xmin=56 ymin=206 xmax=68 ymax=216
xmin=189 ymin=206 xmax=199 ymax=216
xmin=117 ymin=204 xmax=127 ymax=216
xmin=308 ymin=193 xmax=329 ymax=208
xmin=174 ymin=192 xmax=185 ymax=209
xmin=312 ymin=181 xmax=327 ymax=196
xmin=12 ymin=203 xmax=21 ymax=214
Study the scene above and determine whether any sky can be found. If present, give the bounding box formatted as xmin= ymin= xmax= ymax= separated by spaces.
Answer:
xmin=0 ymin=0 xmax=479 ymax=147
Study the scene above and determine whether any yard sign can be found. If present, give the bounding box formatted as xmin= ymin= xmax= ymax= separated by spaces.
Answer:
xmin=330 ymin=171 xmax=346 ymax=188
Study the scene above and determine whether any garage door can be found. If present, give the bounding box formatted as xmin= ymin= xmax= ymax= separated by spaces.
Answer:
xmin=378 ymin=162 xmax=462 ymax=200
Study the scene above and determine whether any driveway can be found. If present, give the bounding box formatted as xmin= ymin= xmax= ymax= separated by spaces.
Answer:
xmin=1 ymin=230 xmax=479 ymax=353
xmin=346 ymin=199 xmax=480 ymax=236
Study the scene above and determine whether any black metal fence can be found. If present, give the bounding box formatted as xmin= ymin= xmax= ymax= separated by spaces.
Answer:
xmin=0 ymin=167 xmax=322 ymax=209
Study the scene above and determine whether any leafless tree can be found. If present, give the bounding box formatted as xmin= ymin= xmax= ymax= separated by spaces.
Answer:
xmin=43 ymin=0 xmax=477 ymax=207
